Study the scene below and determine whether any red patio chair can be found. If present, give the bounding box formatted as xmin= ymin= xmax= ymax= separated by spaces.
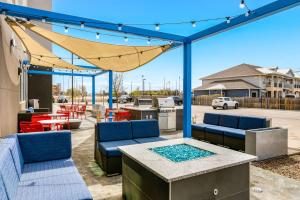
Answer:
xmin=75 ymin=105 xmax=86 ymax=119
xmin=105 ymin=108 xmax=116 ymax=121
xmin=20 ymin=121 xmax=44 ymax=133
xmin=115 ymin=111 xmax=131 ymax=121
xmin=57 ymin=110 xmax=70 ymax=129
xmin=31 ymin=115 xmax=52 ymax=130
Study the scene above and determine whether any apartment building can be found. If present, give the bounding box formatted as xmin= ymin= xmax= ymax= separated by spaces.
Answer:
xmin=193 ymin=64 xmax=300 ymax=98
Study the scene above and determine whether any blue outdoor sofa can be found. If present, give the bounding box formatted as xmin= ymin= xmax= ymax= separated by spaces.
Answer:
xmin=0 ymin=131 xmax=92 ymax=200
xmin=94 ymin=120 xmax=166 ymax=175
xmin=192 ymin=113 xmax=267 ymax=151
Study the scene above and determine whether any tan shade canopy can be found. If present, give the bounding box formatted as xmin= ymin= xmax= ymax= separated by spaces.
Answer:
xmin=18 ymin=21 xmax=171 ymax=72
xmin=6 ymin=19 xmax=83 ymax=70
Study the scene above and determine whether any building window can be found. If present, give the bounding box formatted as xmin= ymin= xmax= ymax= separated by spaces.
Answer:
xmin=251 ymin=91 xmax=258 ymax=98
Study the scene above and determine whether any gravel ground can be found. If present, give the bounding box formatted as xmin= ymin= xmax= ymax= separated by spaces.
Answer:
xmin=253 ymin=154 xmax=300 ymax=181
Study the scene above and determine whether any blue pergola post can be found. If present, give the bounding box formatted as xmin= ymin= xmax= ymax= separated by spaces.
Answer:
xmin=92 ymin=76 xmax=95 ymax=105
xmin=183 ymin=42 xmax=192 ymax=138
xmin=108 ymin=70 xmax=113 ymax=121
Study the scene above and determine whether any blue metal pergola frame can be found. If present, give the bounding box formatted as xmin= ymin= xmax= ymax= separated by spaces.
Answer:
xmin=2 ymin=0 xmax=300 ymax=136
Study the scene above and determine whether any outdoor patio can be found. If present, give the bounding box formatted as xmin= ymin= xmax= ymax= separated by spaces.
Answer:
xmin=1 ymin=0 xmax=300 ymax=199
xmin=70 ymin=105 xmax=300 ymax=200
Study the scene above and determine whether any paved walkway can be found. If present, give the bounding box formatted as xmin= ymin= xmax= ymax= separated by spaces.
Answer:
xmin=71 ymin=114 xmax=300 ymax=200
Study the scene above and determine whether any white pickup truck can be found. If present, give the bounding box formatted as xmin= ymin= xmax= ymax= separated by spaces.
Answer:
xmin=212 ymin=97 xmax=239 ymax=109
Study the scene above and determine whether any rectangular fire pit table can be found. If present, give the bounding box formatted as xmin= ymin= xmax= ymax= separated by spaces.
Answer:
xmin=119 ymin=138 xmax=256 ymax=200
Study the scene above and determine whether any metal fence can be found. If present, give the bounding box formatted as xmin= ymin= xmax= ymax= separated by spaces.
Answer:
xmin=193 ymin=96 xmax=300 ymax=110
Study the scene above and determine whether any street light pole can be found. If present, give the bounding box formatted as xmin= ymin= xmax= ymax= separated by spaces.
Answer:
xmin=142 ymin=75 xmax=146 ymax=96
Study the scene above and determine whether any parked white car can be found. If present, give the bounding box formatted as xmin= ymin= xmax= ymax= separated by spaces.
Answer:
xmin=212 ymin=97 xmax=239 ymax=109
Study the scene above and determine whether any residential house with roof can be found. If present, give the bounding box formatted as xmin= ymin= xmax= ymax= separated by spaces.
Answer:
xmin=193 ymin=64 xmax=300 ymax=98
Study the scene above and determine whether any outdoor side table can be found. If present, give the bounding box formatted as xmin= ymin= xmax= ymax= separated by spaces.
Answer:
xmin=245 ymin=127 xmax=288 ymax=160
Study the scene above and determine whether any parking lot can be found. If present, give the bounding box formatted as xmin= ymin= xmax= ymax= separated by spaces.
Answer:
xmin=192 ymin=105 xmax=300 ymax=152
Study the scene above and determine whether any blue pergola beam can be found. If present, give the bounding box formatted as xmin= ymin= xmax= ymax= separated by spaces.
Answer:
xmin=108 ymin=70 xmax=113 ymax=121
xmin=183 ymin=42 xmax=192 ymax=138
xmin=0 ymin=2 xmax=185 ymax=42
xmin=187 ymin=0 xmax=300 ymax=42
xmin=77 ymin=65 xmax=102 ymax=70
xmin=92 ymin=76 xmax=96 ymax=105
xmin=27 ymin=69 xmax=95 ymax=77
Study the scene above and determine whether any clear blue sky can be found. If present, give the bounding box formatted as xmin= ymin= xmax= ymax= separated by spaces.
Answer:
xmin=51 ymin=0 xmax=300 ymax=94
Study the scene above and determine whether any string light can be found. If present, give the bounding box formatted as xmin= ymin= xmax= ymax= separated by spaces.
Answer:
xmin=96 ymin=32 xmax=100 ymax=39
xmin=1 ymin=10 xmax=7 ymax=15
xmin=41 ymin=17 xmax=47 ymax=23
xmin=118 ymin=24 xmax=123 ymax=31
xmin=80 ymin=22 xmax=85 ymax=28
xmin=245 ymin=10 xmax=251 ymax=17
xmin=240 ymin=0 xmax=246 ymax=9
xmin=147 ymin=38 xmax=151 ymax=45
xmin=26 ymin=18 xmax=31 ymax=24
xmin=155 ymin=24 xmax=160 ymax=31
xmin=226 ymin=17 xmax=231 ymax=24
xmin=124 ymin=36 xmax=128 ymax=42
xmin=64 ymin=26 xmax=69 ymax=33
xmin=191 ymin=21 xmax=196 ymax=28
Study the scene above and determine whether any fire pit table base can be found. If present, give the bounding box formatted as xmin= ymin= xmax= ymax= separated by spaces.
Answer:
xmin=122 ymin=154 xmax=249 ymax=200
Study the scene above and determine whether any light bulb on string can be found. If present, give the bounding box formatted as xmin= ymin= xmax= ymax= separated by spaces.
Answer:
xmin=2 ymin=10 xmax=7 ymax=16
xmin=191 ymin=21 xmax=196 ymax=28
xmin=96 ymin=32 xmax=100 ymax=39
xmin=226 ymin=17 xmax=231 ymax=24
xmin=245 ymin=10 xmax=251 ymax=17
xmin=42 ymin=17 xmax=47 ymax=23
xmin=155 ymin=24 xmax=160 ymax=31
xmin=124 ymin=36 xmax=128 ymax=42
xmin=147 ymin=38 xmax=151 ymax=45
xmin=240 ymin=0 xmax=246 ymax=9
xmin=64 ymin=26 xmax=69 ymax=33
xmin=118 ymin=24 xmax=123 ymax=31
xmin=80 ymin=22 xmax=85 ymax=28
xmin=26 ymin=18 xmax=31 ymax=24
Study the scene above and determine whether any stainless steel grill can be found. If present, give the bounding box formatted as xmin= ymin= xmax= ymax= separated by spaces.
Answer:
xmin=156 ymin=98 xmax=176 ymax=131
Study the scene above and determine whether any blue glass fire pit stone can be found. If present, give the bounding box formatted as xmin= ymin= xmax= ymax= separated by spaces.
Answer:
xmin=150 ymin=143 xmax=215 ymax=163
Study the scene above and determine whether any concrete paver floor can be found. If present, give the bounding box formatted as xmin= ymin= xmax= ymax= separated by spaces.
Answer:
xmin=71 ymin=106 xmax=300 ymax=200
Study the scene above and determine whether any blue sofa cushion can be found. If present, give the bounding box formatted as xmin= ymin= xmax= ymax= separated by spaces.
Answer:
xmin=223 ymin=129 xmax=246 ymax=139
xmin=192 ymin=124 xmax=215 ymax=131
xmin=99 ymin=140 xmax=138 ymax=157
xmin=219 ymin=115 xmax=239 ymax=128
xmin=238 ymin=116 xmax=267 ymax=130
xmin=0 ymin=173 xmax=8 ymax=200
xmin=131 ymin=120 xmax=160 ymax=139
xmin=0 ymin=148 xmax=19 ymax=200
xmin=205 ymin=126 xmax=224 ymax=135
xmin=203 ymin=113 xmax=219 ymax=125
xmin=17 ymin=131 xmax=71 ymax=163
xmin=134 ymin=137 xmax=166 ymax=144
xmin=17 ymin=159 xmax=92 ymax=200
xmin=1 ymin=135 xmax=24 ymax=178
xmin=98 ymin=121 xmax=132 ymax=142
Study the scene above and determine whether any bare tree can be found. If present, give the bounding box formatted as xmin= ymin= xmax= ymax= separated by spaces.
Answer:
xmin=113 ymin=73 xmax=124 ymax=108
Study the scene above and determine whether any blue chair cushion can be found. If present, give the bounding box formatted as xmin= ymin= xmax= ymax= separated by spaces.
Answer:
xmin=223 ymin=129 xmax=246 ymax=139
xmin=17 ymin=159 xmax=92 ymax=200
xmin=219 ymin=115 xmax=239 ymax=128
xmin=0 ymin=173 xmax=8 ymax=200
xmin=192 ymin=124 xmax=215 ymax=131
xmin=205 ymin=126 xmax=224 ymax=135
xmin=1 ymin=135 xmax=24 ymax=179
xmin=17 ymin=131 xmax=71 ymax=163
xmin=238 ymin=116 xmax=267 ymax=130
xmin=131 ymin=120 xmax=160 ymax=139
xmin=203 ymin=113 xmax=219 ymax=125
xmin=98 ymin=121 xmax=132 ymax=142
xmin=0 ymin=148 xmax=19 ymax=200
xmin=134 ymin=137 xmax=166 ymax=143
xmin=99 ymin=140 xmax=138 ymax=157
